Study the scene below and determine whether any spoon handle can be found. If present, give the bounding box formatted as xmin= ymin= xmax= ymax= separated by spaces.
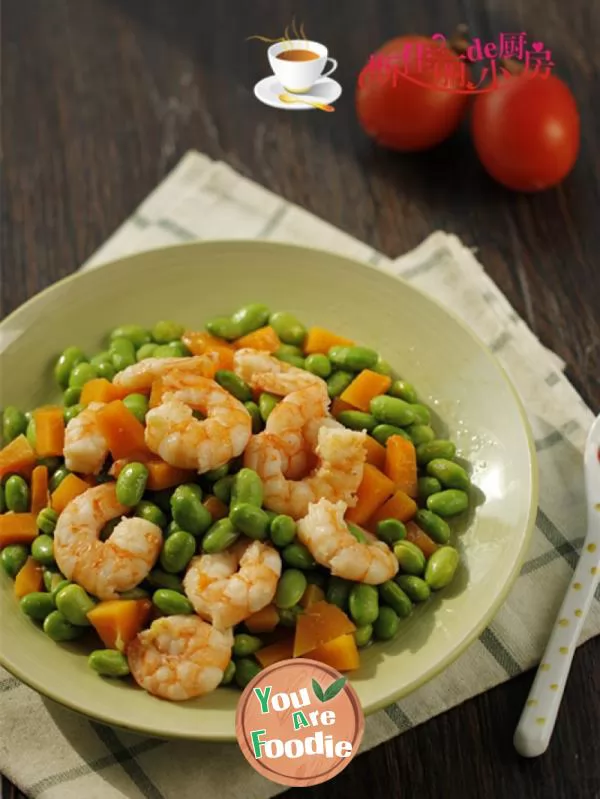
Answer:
xmin=514 ymin=532 xmax=600 ymax=757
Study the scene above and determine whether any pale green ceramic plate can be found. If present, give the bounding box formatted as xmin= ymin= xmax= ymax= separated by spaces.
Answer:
xmin=0 ymin=240 xmax=538 ymax=741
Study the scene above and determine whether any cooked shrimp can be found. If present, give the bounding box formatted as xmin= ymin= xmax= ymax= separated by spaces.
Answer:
xmin=144 ymin=377 xmax=252 ymax=473
xmin=297 ymin=498 xmax=399 ymax=584
xmin=244 ymin=425 xmax=367 ymax=519
xmin=183 ymin=540 xmax=281 ymax=630
xmin=54 ymin=483 xmax=162 ymax=600
xmin=128 ymin=615 xmax=233 ymax=701
xmin=63 ymin=402 xmax=108 ymax=475
xmin=263 ymin=383 xmax=331 ymax=480
xmin=233 ymin=348 xmax=323 ymax=395
xmin=112 ymin=354 xmax=218 ymax=393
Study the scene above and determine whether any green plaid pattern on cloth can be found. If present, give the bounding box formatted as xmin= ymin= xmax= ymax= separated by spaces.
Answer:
xmin=1 ymin=151 xmax=596 ymax=799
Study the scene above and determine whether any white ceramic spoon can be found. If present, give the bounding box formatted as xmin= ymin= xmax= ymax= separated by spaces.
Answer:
xmin=514 ymin=413 xmax=600 ymax=757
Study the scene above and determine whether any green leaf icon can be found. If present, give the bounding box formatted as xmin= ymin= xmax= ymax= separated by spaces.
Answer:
xmin=312 ymin=678 xmax=326 ymax=702
xmin=323 ymin=677 xmax=347 ymax=701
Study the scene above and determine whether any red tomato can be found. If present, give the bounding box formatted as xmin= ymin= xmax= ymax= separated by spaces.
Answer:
xmin=356 ymin=35 xmax=470 ymax=151
xmin=471 ymin=74 xmax=580 ymax=191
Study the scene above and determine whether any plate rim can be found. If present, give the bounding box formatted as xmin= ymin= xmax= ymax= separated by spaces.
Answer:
xmin=0 ymin=238 xmax=539 ymax=741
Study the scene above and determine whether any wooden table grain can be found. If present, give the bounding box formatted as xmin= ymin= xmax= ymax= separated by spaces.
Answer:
xmin=2 ymin=1 xmax=599 ymax=798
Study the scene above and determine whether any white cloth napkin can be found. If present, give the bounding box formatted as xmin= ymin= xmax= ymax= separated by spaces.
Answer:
xmin=1 ymin=151 xmax=596 ymax=799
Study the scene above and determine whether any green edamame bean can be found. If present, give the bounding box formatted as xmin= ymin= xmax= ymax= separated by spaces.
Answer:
xmin=166 ymin=341 xmax=190 ymax=357
xmin=347 ymin=522 xmax=367 ymax=544
xmin=233 ymin=633 xmax=263 ymax=658
xmin=31 ymin=535 xmax=54 ymax=566
xmin=63 ymin=387 xmax=81 ymax=407
xmin=348 ymin=584 xmax=379 ymax=626
xmin=136 ymin=342 xmax=158 ymax=361
xmin=371 ymin=424 xmax=411 ymax=445
xmin=153 ymin=490 xmax=176 ymax=517
xmin=232 ymin=304 xmax=270 ymax=336
xmin=64 ymin=404 xmax=84 ymax=423
xmin=393 ymin=541 xmax=426 ymax=575
xmin=122 ymin=393 xmax=149 ymax=424
xmin=146 ymin=569 xmax=184 ymax=593
xmin=269 ymin=311 xmax=307 ymax=346
xmin=3 ymin=406 xmax=27 ymax=443
xmin=26 ymin=416 xmax=36 ymax=448
xmin=213 ymin=475 xmax=235 ymax=504
xmin=244 ymin=401 xmax=263 ymax=434
xmin=374 ymin=606 xmax=400 ymax=640
xmin=0 ymin=545 xmax=28 ymax=578
xmin=414 ymin=509 xmax=451 ymax=545
xmin=269 ymin=515 xmax=296 ymax=547
xmin=235 ymin=658 xmax=262 ymax=689
xmin=221 ymin=660 xmax=236 ymax=685
xmin=230 ymin=503 xmax=270 ymax=540
xmin=36 ymin=508 xmax=58 ymax=536
xmin=275 ymin=569 xmax=307 ymax=609
xmin=278 ymin=605 xmax=302 ymax=627
xmin=372 ymin=357 xmax=392 ymax=376
xmin=205 ymin=316 xmax=243 ymax=341
xmin=116 ymin=462 xmax=149 ymax=507
xmin=282 ymin=543 xmax=316 ymax=570
xmin=354 ymin=624 xmax=373 ymax=648
xmin=375 ymin=518 xmax=406 ymax=546
xmin=326 ymin=576 xmax=352 ymax=610
xmin=416 ymin=440 xmax=457 ymax=466
xmin=215 ymin=370 xmax=253 ymax=402
xmin=410 ymin=404 xmax=431 ymax=425
xmin=426 ymin=459 xmax=470 ymax=491
xmin=68 ymin=362 xmax=99 ymax=389
xmin=426 ymin=489 xmax=469 ymax=517
xmin=20 ymin=592 xmax=56 ymax=621
xmin=388 ymin=380 xmax=418 ymax=403
xmin=42 ymin=568 xmax=58 ymax=592
xmin=51 ymin=579 xmax=71 ymax=601
xmin=152 ymin=320 xmax=185 ymax=344
xmin=395 ymin=575 xmax=431 ymax=603
xmin=110 ymin=325 xmax=152 ymax=348
xmin=135 ymin=500 xmax=167 ymax=528
xmin=49 ymin=466 xmax=70 ymax=492
xmin=370 ymin=395 xmax=417 ymax=427
xmin=5 ymin=475 xmax=30 ymax=512
xmin=97 ymin=361 xmax=116 ymax=380
xmin=204 ymin=464 xmax=229 ymax=483
xmin=275 ymin=351 xmax=305 ymax=369
xmin=43 ymin=610 xmax=84 ymax=642
xmin=326 ymin=371 xmax=354 ymax=398
xmin=304 ymin=353 xmax=332 ymax=378
xmin=88 ymin=649 xmax=130 ymax=678
xmin=55 ymin=584 xmax=95 ymax=625
xmin=407 ymin=424 xmax=436 ymax=446
xmin=275 ymin=344 xmax=304 ymax=358
xmin=0 ymin=483 xmax=4 ymax=514
xmin=109 ymin=337 xmax=136 ymax=372
xmin=152 ymin=588 xmax=194 ymax=615
xmin=379 ymin=580 xmax=413 ymax=618
xmin=305 ymin=570 xmax=327 ymax=589
xmin=232 ymin=468 xmax=263 ymax=508
xmin=417 ymin=476 xmax=442 ymax=502
xmin=329 ymin=345 xmax=378 ymax=372
xmin=151 ymin=344 xmax=174 ymax=358
xmin=202 ymin=518 xmax=240 ymax=554
xmin=425 ymin=546 xmax=460 ymax=590
xmin=90 ymin=351 xmax=112 ymax=368
xmin=171 ymin=484 xmax=211 ymax=536
xmin=54 ymin=347 xmax=87 ymax=388
xmin=160 ymin=531 xmax=196 ymax=573
xmin=258 ymin=392 xmax=279 ymax=422
xmin=337 ymin=410 xmax=377 ymax=432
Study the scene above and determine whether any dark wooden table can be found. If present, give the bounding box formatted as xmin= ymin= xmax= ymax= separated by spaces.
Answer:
xmin=2 ymin=1 xmax=599 ymax=797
